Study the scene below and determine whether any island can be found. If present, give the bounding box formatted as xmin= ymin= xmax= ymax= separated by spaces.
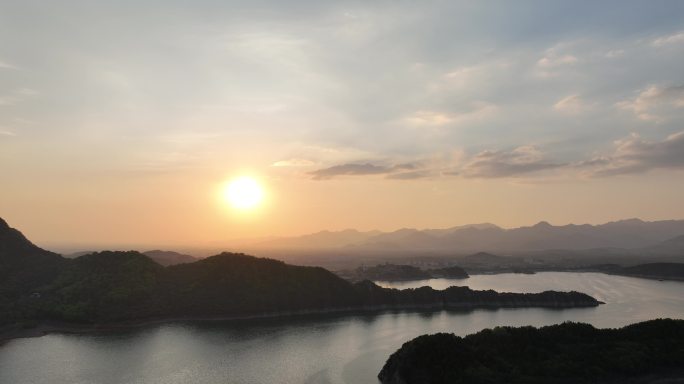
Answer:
xmin=1 ymin=217 xmax=600 ymax=341
xmin=379 ymin=318 xmax=684 ymax=384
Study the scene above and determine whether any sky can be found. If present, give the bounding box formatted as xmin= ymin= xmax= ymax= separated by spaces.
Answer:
xmin=1 ymin=0 xmax=684 ymax=249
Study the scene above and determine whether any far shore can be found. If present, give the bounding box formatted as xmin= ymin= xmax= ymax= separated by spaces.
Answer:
xmin=469 ymin=269 xmax=684 ymax=282
xmin=368 ymin=269 xmax=684 ymax=283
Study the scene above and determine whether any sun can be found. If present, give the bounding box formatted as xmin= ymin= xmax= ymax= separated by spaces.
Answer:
xmin=223 ymin=177 xmax=264 ymax=210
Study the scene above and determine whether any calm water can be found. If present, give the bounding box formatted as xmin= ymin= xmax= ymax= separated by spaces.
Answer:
xmin=2 ymin=272 xmax=683 ymax=384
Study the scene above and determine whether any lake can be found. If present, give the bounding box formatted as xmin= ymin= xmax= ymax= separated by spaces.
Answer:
xmin=2 ymin=272 xmax=683 ymax=384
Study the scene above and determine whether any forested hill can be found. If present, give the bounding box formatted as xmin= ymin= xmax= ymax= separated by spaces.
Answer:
xmin=1 ymin=217 xmax=600 ymax=330
xmin=379 ymin=319 xmax=684 ymax=384
xmin=0 ymin=217 xmax=65 ymax=296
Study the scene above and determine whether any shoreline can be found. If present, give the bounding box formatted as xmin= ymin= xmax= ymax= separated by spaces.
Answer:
xmin=371 ymin=270 xmax=684 ymax=283
xmin=0 ymin=300 xmax=600 ymax=345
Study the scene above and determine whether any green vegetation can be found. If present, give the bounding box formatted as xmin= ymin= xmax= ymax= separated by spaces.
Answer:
xmin=379 ymin=319 xmax=684 ymax=384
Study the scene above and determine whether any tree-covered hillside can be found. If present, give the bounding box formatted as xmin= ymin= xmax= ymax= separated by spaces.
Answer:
xmin=379 ymin=319 xmax=684 ymax=384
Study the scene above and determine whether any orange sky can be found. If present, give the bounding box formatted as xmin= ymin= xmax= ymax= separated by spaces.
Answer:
xmin=3 ymin=167 xmax=684 ymax=249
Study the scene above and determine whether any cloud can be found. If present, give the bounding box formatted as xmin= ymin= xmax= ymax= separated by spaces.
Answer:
xmin=309 ymin=163 xmax=392 ymax=179
xmin=0 ymin=97 xmax=18 ymax=106
xmin=652 ymin=31 xmax=684 ymax=47
xmin=0 ymin=60 xmax=17 ymax=70
xmin=406 ymin=110 xmax=455 ymax=126
xmin=0 ymin=130 xmax=16 ymax=136
xmin=534 ymin=43 xmax=580 ymax=78
xmin=580 ymin=131 xmax=684 ymax=176
xmin=462 ymin=146 xmax=564 ymax=178
xmin=537 ymin=54 xmax=578 ymax=68
xmin=604 ymin=49 xmax=624 ymax=58
xmin=306 ymin=130 xmax=684 ymax=181
xmin=536 ymin=43 xmax=579 ymax=68
xmin=406 ymin=102 xmax=497 ymax=127
xmin=553 ymin=94 xmax=589 ymax=114
xmin=16 ymin=88 xmax=39 ymax=96
xmin=616 ymin=85 xmax=684 ymax=121
xmin=272 ymin=158 xmax=316 ymax=167
xmin=0 ymin=88 xmax=40 ymax=107
xmin=442 ymin=66 xmax=483 ymax=90
xmin=308 ymin=162 xmax=428 ymax=180
xmin=386 ymin=170 xmax=435 ymax=180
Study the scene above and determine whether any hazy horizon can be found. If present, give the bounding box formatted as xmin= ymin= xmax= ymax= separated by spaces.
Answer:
xmin=2 ymin=1 xmax=684 ymax=246
xmin=11 ymin=215 xmax=684 ymax=255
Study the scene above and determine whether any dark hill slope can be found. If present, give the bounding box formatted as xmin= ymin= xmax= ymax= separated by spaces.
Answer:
xmin=155 ymin=253 xmax=360 ymax=316
xmin=46 ymin=251 xmax=163 ymax=321
xmin=379 ymin=319 xmax=684 ymax=384
xmin=0 ymin=218 xmax=65 ymax=322
xmin=0 ymin=217 xmax=64 ymax=286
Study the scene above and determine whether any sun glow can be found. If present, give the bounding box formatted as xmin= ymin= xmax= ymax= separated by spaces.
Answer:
xmin=224 ymin=177 xmax=264 ymax=210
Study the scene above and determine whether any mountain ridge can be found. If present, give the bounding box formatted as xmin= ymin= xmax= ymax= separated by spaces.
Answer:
xmin=250 ymin=218 xmax=684 ymax=253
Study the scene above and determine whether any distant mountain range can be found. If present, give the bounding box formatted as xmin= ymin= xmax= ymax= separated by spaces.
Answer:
xmin=254 ymin=219 xmax=684 ymax=254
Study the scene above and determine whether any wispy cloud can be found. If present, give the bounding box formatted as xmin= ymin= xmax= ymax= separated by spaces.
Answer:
xmin=386 ymin=170 xmax=436 ymax=180
xmin=537 ymin=54 xmax=578 ymax=68
xmin=535 ymin=43 xmax=579 ymax=78
xmin=616 ymin=85 xmax=684 ymax=121
xmin=307 ymin=126 xmax=684 ymax=181
xmin=579 ymin=131 xmax=684 ymax=176
xmin=461 ymin=146 xmax=564 ymax=178
xmin=310 ymin=146 xmax=565 ymax=180
xmin=0 ymin=88 xmax=40 ymax=107
xmin=308 ymin=161 xmax=428 ymax=180
xmin=0 ymin=59 xmax=17 ymax=70
xmin=652 ymin=31 xmax=684 ymax=47
xmin=553 ymin=95 xmax=591 ymax=114
xmin=272 ymin=158 xmax=316 ymax=167
xmin=405 ymin=102 xmax=497 ymax=127
xmin=0 ymin=97 xmax=18 ymax=106
xmin=309 ymin=163 xmax=392 ymax=180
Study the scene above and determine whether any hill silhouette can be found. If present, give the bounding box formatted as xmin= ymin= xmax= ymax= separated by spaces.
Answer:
xmin=0 ymin=217 xmax=600 ymax=330
xmin=0 ymin=218 xmax=64 ymax=296
xmin=142 ymin=250 xmax=197 ymax=266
